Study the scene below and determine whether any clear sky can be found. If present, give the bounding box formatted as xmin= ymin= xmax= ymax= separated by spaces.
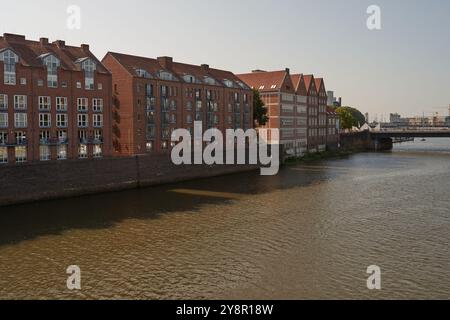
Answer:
xmin=1 ymin=0 xmax=450 ymax=119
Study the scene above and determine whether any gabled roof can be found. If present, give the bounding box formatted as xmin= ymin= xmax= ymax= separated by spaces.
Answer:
xmin=314 ymin=78 xmax=326 ymax=93
xmin=237 ymin=70 xmax=290 ymax=92
xmin=303 ymin=74 xmax=316 ymax=95
xmin=104 ymin=52 xmax=248 ymax=89
xmin=290 ymin=74 xmax=307 ymax=96
xmin=0 ymin=33 xmax=109 ymax=73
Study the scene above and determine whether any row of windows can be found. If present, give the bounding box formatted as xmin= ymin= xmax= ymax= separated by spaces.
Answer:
xmin=0 ymin=144 xmax=103 ymax=164
xmin=0 ymin=113 xmax=103 ymax=128
xmin=0 ymin=94 xmax=104 ymax=112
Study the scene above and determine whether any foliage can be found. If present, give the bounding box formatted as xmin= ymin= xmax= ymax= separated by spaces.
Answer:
xmin=335 ymin=106 xmax=366 ymax=129
xmin=253 ymin=89 xmax=268 ymax=126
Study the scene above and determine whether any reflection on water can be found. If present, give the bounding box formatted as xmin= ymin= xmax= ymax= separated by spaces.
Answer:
xmin=0 ymin=139 xmax=449 ymax=299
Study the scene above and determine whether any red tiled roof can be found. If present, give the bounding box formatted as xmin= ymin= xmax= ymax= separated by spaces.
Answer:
xmin=106 ymin=52 xmax=248 ymax=89
xmin=290 ymin=74 xmax=307 ymax=95
xmin=303 ymin=74 xmax=314 ymax=94
xmin=314 ymin=77 xmax=325 ymax=92
xmin=237 ymin=70 xmax=288 ymax=92
xmin=0 ymin=33 xmax=109 ymax=73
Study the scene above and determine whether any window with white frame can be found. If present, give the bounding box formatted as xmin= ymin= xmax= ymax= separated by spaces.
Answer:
xmin=92 ymin=98 xmax=103 ymax=112
xmin=93 ymin=144 xmax=102 ymax=158
xmin=81 ymin=59 xmax=96 ymax=90
xmin=77 ymin=98 xmax=88 ymax=112
xmin=93 ymin=114 xmax=103 ymax=127
xmin=39 ymin=113 xmax=51 ymax=128
xmin=93 ymin=129 xmax=103 ymax=142
xmin=15 ymin=131 xmax=26 ymax=144
xmin=56 ymin=97 xmax=67 ymax=111
xmin=39 ymin=145 xmax=51 ymax=161
xmin=39 ymin=130 xmax=50 ymax=143
xmin=15 ymin=146 xmax=27 ymax=163
xmin=0 ymin=147 xmax=7 ymax=163
xmin=78 ymin=144 xmax=88 ymax=159
xmin=0 ymin=94 xmax=8 ymax=109
xmin=39 ymin=96 xmax=51 ymax=111
xmin=57 ymin=144 xmax=67 ymax=160
xmin=0 ymin=113 xmax=8 ymax=128
xmin=14 ymin=95 xmax=27 ymax=110
xmin=14 ymin=113 xmax=27 ymax=128
xmin=0 ymin=131 xmax=7 ymax=144
xmin=0 ymin=49 xmax=19 ymax=85
xmin=42 ymin=54 xmax=60 ymax=88
xmin=78 ymin=114 xmax=88 ymax=127
xmin=57 ymin=114 xmax=67 ymax=128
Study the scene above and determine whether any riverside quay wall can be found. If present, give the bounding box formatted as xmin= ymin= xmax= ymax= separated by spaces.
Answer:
xmin=340 ymin=131 xmax=393 ymax=151
xmin=0 ymin=153 xmax=259 ymax=207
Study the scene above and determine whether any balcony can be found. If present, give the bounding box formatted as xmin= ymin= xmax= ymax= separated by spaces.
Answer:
xmin=40 ymin=137 xmax=69 ymax=145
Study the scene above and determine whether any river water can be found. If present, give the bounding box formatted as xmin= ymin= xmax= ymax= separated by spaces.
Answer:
xmin=0 ymin=138 xmax=449 ymax=299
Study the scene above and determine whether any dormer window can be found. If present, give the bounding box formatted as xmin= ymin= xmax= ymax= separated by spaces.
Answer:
xmin=41 ymin=54 xmax=60 ymax=88
xmin=76 ymin=58 xmax=96 ymax=90
xmin=204 ymin=77 xmax=216 ymax=86
xmin=183 ymin=74 xmax=196 ymax=83
xmin=136 ymin=69 xmax=152 ymax=78
xmin=0 ymin=49 xmax=19 ymax=85
xmin=223 ymin=79 xmax=234 ymax=88
xmin=158 ymin=70 xmax=176 ymax=81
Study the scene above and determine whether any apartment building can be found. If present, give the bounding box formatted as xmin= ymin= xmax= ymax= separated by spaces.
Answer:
xmin=326 ymin=106 xmax=340 ymax=150
xmin=237 ymin=69 xmax=308 ymax=157
xmin=315 ymin=78 xmax=328 ymax=152
xmin=0 ymin=33 xmax=112 ymax=164
xmin=102 ymin=53 xmax=253 ymax=156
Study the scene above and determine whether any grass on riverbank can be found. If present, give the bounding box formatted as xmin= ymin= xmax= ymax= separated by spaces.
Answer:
xmin=284 ymin=149 xmax=356 ymax=165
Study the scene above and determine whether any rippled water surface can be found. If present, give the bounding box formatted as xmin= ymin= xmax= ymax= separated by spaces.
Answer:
xmin=0 ymin=138 xmax=449 ymax=299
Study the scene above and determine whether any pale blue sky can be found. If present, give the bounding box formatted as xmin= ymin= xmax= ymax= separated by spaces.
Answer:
xmin=1 ymin=0 xmax=450 ymax=119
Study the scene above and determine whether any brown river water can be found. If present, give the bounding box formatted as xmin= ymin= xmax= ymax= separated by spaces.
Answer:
xmin=0 ymin=138 xmax=449 ymax=299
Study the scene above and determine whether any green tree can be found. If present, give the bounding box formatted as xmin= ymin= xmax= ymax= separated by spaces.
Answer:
xmin=253 ymin=88 xmax=268 ymax=126
xmin=335 ymin=106 xmax=366 ymax=129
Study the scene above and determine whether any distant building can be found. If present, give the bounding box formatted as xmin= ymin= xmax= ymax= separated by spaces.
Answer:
xmin=326 ymin=90 xmax=342 ymax=107
xmin=326 ymin=107 xmax=339 ymax=150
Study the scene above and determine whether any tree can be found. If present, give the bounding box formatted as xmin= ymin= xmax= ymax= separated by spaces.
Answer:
xmin=253 ymin=88 xmax=268 ymax=126
xmin=335 ymin=106 xmax=366 ymax=129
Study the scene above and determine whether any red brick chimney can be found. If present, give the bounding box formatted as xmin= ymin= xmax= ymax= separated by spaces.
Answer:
xmin=201 ymin=64 xmax=209 ymax=71
xmin=81 ymin=44 xmax=90 ymax=52
xmin=40 ymin=37 xmax=49 ymax=46
xmin=157 ymin=56 xmax=173 ymax=70
xmin=3 ymin=33 xmax=26 ymax=42
xmin=54 ymin=40 xmax=66 ymax=48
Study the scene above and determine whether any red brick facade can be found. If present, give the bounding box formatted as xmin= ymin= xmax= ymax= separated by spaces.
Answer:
xmin=102 ymin=53 xmax=253 ymax=156
xmin=0 ymin=33 xmax=112 ymax=164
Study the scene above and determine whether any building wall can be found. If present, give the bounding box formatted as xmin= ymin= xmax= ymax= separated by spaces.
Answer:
xmin=102 ymin=56 xmax=253 ymax=157
xmin=0 ymin=48 xmax=112 ymax=164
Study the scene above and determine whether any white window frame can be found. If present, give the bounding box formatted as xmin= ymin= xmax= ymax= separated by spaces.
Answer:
xmin=56 ymin=114 xmax=67 ymax=128
xmin=77 ymin=98 xmax=88 ymax=112
xmin=0 ymin=113 xmax=8 ymax=128
xmin=39 ymin=113 xmax=51 ymax=128
xmin=39 ymin=96 xmax=51 ymax=111
xmin=14 ymin=95 xmax=27 ymax=110
xmin=92 ymin=98 xmax=103 ymax=112
xmin=14 ymin=113 xmax=27 ymax=128
xmin=93 ymin=114 xmax=103 ymax=128
xmin=56 ymin=97 xmax=67 ymax=111
xmin=78 ymin=114 xmax=88 ymax=128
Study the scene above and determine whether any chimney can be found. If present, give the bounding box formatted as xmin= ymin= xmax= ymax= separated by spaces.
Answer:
xmin=157 ymin=56 xmax=173 ymax=70
xmin=3 ymin=33 xmax=26 ymax=42
xmin=338 ymin=97 xmax=342 ymax=106
xmin=81 ymin=44 xmax=90 ymax=52
xmin=54 ymin=40 xmax=66 ymax=48
xmin=201 ymin=64 xmax=209 ymax=71
xmin=285 ymin=68 xmax=290 ymax=74
xmin=40 ymin=37 xmax=49 ymax=46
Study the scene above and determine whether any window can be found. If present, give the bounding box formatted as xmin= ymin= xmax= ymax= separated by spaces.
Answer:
xmin=0 ymin=49 xmax=19 ymax=85
xmin=15 ymin=131 xmax=26 ymax=144
xmin=78 ymin=144 xmax=88 ymax=159
xmin=20 ymin=78 xmax=26 ymax=85
xmin=186 ymin=114 xmax=192 ymax=124
xmin=39 ymin=96 xmax=51 ymax=111
xmin=0 ymin=131 xmax=7 ymax=144
xmin=39 ymin=130 xmax=50 ymax=143
xmin=56 ymin=97 xmax=67 ymax=111
xmin=14 ymin=95 xmax=27 ymax=110
xmin=93 ymin=114 xmax=103 ymax=127
xmin=146 ymin=141 xmax=153 ymax=152
xmin=61 ymin=81 xmax=68 ymax=88
xmin=77 ymin=98 xmax=88 ymax=112
xmin=0 ymin=113 xmax=8 ymax=128
xmin=78 ymin=114 xmax=88 ymax=127
xmin=93 ymin=145 xmax=102 ymax=158
xmin=57 ymin=145 xmax=67 ymax=160
xmin=42 ymin=54 xmax=60 ymax=88
xmin=159 ymin=71 xmax=175 ymax=81
xmin=39 ymin=145 xmax=51 ymax=161
xmin=81 ymin=59 xmax=96 ymax=90
xmin=57 ymin=114 xmax=67 ymax=127
xmin=98 ymin=83 xmax=103 ymax=90
xmin=78 ymin=130 xmax=87 ymax=143
xmin=15 ymin=146 xmax=27 ymax=163
xmin=14 ymin=113 xmax=27 ymax=128
xmin=0 ymin=147 xmax=7 ymax=163
xmin=39 ymin=113 xmax=51 ymax=128
xmin=136 ymin=69 xmax=151 ymax=78
xmin=186 ymin=101 xmax=192 ymax=111
xmin=0 ymin=94 xmax=7 ymax=109
xmin=76 ymin=82 xmax=81 ymax=89
xmin=94 ymin=129 xmax=103 ymax=142
xmin=57 ymin=130 xmax=67 ymax=143
xmin=37 ymin=79 xmax=44 ymax=87
xmin=92 ymin=98 xmax=103 ymax=112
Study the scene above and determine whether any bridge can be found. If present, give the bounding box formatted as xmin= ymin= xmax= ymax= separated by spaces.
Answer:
xmin=371 ymin=128 xmax=450 ymax=139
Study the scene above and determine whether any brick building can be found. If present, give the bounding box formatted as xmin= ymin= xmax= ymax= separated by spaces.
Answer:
xmin=102 ymin=52 xmax=253 ymax=156
xmin=0 ymin=33 xmax=112 ymax=164
xmin=237 ymin=69 xmax=308 ymax=157
xmin=326 ymin=106 xmax=340 ymax=150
